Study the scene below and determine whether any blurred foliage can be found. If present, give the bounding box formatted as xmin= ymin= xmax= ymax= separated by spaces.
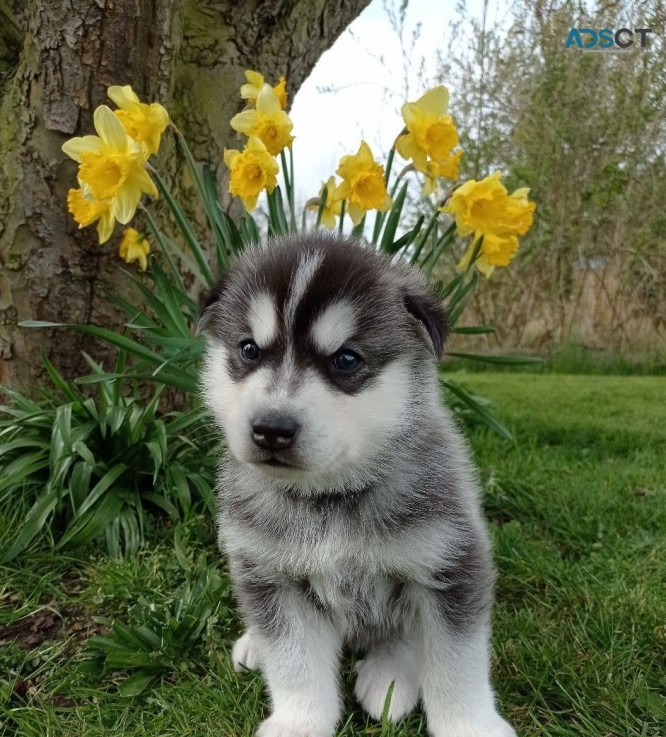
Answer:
xmin=430 ymin=0 xmax=666 ymax=352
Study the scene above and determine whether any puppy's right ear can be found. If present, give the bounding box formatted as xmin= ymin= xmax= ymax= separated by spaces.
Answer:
xmin=196 ymin=275 xmax=227 ymax=335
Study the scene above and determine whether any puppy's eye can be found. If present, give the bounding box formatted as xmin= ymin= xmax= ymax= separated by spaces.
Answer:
xmin=331 ymin=349 xmax=362 ymax=373
xmin=240 ymin=339 xmax=261 ymax=362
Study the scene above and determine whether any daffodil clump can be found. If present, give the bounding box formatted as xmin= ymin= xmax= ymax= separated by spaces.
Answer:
xmin=225 ymin=71 xmax=392 ymax=227
xmin=395 ymin=86 xmax=462 ymax=193
xmin=62 ymin=85 xmax=168 ymax=266
xmin=442 ymin=172 xmax=536 ymax=277
xmin=63 ymin=71 xmax=535 ymax=281
xmin=223 ymin=74 xmax=534 ymax=277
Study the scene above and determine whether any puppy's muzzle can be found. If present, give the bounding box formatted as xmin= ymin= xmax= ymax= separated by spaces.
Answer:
xmin=251 ymin=414 xmax=300 ymax=452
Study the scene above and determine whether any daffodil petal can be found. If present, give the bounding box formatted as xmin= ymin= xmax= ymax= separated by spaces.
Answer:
xmin=62 ymin=136 xmax=104 ymax=163
xmin=416 ymin=85 xmax=449 ymax=116
xmin=107 ymin=85 xmax=140 ymax=109
xmin=475 ymin=253 xmax=495 ymax=278
xmin=401 ymin=102 xmax=422 ymax=131
xmin=94 ymin=105 xmax=129 ymax=152
xmin=256 ymin=84 xmax=282 ymax=115
xmin=113 ymin=183 xmax=141 ymax=223
xmin=333 ymin=182 xmax=350 ymax=200
xmin=245 ymin=71 xmax=264 ymax=87
xmin=223 ymin=149 xmax=240 ymax=168
xmin=131 ymin=166 xmax=158 ymax=199
xmin=348 ymin=203 xmax=364 ymax=225
xmin=230 ymin=109 xmax=258 ymax=135
xmin=97 ymin=210 xmax=116 ymax=244
xmin=456 ymin=240 xmax=477 ymax=272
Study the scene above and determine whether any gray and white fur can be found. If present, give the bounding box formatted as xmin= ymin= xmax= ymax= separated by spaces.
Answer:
xmin=199 ymin=233 xmax=516 ymax=737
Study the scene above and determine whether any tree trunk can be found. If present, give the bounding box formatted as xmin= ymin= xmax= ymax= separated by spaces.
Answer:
xmin=0 ymin=0 xmax=371 ymax=390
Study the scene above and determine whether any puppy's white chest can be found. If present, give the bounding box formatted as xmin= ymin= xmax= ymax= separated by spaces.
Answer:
xmin=306 ymin=568 xmax=400 ymax=636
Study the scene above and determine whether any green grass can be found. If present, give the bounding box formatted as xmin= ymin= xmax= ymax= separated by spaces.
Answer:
xmin=1 ymin=374 xmax=665 ymax=736
xmin=445 ymin=343 xmax=666 ymax=375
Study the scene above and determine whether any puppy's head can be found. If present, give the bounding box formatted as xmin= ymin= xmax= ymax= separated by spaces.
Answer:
xmin=199 ymin=234 xmax=446 ymax=491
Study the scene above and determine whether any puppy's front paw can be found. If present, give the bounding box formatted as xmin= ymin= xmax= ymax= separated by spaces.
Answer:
xmin=231 ymin=629 xmax=262 ymax=673
xmin=431 ymin=715 xmax=516 ymax=737
xmin=354 ymin=644 xmax=420 ymax=721
xmin=256 ymin=715 xmax=331 ymax=737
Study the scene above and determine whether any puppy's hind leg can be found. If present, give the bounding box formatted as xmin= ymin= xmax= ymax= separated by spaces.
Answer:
xmin=354 ymin=639 xmax=420 ymax=721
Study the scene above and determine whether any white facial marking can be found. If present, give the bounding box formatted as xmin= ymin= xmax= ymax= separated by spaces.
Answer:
xmin=310 ymin=301 xmax=358 ymax=355
xmin=248 ymin=292 xmax=278 ymax=347
xmin=284 ymin=252 xmax=323 ymax=329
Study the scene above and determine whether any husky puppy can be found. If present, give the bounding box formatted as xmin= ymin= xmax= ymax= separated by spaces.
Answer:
xmin=198 ymin=233 xmax=515 ymax=737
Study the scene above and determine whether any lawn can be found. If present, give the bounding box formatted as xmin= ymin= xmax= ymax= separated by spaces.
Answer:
xmin=1 ymin=373 xmax=664 ymax=736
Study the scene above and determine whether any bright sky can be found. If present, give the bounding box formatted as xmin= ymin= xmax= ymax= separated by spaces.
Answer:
xmin=289 ymin=0 xmax=508 ymax=204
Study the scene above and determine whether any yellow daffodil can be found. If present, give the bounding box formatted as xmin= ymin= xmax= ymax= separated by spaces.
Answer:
xmin=272 ymin=77 xmax=288 ymax=110
xmin=224 ymin=136 xmax=279 ymax=212
xmin=334 ymin=141 xmax=392 ymax=225
xmin=67 ymin=183 xmax=115 ymax=244
xmin=422 ymin=151 xmax=463 ymax=196
xmin=501 ymin=187 xmax=536 ymax=236
xmin=240 ymin=70 xmax=288 ymax=109
xmin=396 ymin=86 xmax=460 ymax=172
xmin=107 ymin=85 xmax=169 ymax=157
xmin=307 ymin=176 xmax=343 ymax=229
xmin=118 ymin=227 xmax=150 ymax=271
xmin=62 ymin=105 xmax=158 ymax=224
xmin=457 ymin=233 xmax=520 ymax=278
xmin=443 ymin=171 xmax=535 ymax=276
xmin=442 ymin=171 xmax=536 ymax=239
xmin=230 ymin=84 xmax=294 ymax=155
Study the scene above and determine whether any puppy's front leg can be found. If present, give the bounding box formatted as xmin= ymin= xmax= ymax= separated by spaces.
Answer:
xmin=414 ymin=559 xmax=516 ymax=737
xmin=235 ymin=568 xmax=342 ymax=737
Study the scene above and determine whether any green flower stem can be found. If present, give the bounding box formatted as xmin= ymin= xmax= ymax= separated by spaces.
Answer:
xmin=410 ymin=209 xmax=440 ymax=265
xmin=149 ymin=170 xmax=213 ymax=285
xmin=372 ymin=152 xmax=407 ymax=245
xmin=384 ymin=146 xmax=396 ymax=186
xmin=142 ymin=206 xmax=181 ymax=288
xmin=280 ymin=149 xmax=291 ymax=195
xmin=338 ymin=199 xmax=346 ymax=234
xmin=289 ymin=146 xmax=296 ymax=232
xmin=280 ymin=149 xmax=296 ymax=232
xmin=172 ymin=125 xmax=205 ymax=198
xmin=352 ymin=214 xmax=366 ymax=239
xmin=424 ymin=221 xmax=457 ymax=279
xmin=315 ymin=186 xmax=329 ymax=229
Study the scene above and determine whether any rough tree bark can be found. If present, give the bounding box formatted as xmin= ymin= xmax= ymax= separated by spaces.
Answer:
xmin=0 ymin=0 xmax=371 ymax=390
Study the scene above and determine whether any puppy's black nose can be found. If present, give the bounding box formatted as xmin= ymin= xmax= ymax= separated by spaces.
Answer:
xmin=251 ymin=415 xmax=300 ymax=451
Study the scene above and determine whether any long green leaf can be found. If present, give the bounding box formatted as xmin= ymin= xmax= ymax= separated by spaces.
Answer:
xmin=150 ymin=170 xmax=213 ymax=284
xmin=379 ymin=181 xmax=409 ymax=252
xmin=74 ymin=463 xmax=128 ymax=518
xmin=391 ymin=215 xmax=425 ymax=256
xmin=1 ymin=485 xmax=60 ymax=562
xmin=240 ymin=215 xmax=260 ymax=246
xmin=447 ymin=352 xmax=542 ymax=366
xmin=60 ymin=492 xmax=126 ymax=547
xmin=451 ymin=326 xmax=497 ymax=335
xmin=440 ymin=378 xmax=514 ymax=442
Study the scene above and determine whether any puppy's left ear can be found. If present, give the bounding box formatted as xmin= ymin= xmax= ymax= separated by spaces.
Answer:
xmin=196 ymin=275 xmax=228 ymax=335
xmin=403 ymin=290 xmax=448 ymax=359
